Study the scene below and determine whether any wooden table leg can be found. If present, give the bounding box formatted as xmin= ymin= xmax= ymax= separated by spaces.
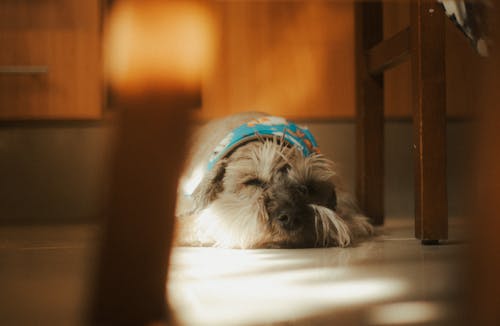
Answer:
xmin=410 ymin=0 xmax=448 ymax=243
xmin=355 ymin=1 xmax=384 ymax=225
xmin=88 ymin=95 xmax=196 ymax=325
xmin=89 ymin=1 xmax=213 ymax=322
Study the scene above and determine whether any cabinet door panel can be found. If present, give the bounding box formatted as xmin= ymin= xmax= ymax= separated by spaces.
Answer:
xmin=199 ymin=2 xmax=355 ymax=120
xmin=0 ymin=0 xmax=101 ymax=119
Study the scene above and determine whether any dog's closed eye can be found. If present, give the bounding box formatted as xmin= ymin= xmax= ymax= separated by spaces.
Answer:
xmin=244 ymin=178 xmax=267 ymax=188
xmin=278 ymin=163 xmax=291 ymax=174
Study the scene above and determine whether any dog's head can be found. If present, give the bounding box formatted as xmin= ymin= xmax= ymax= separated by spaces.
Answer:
xmin=188 ymin=139 xmax=357 ymax=249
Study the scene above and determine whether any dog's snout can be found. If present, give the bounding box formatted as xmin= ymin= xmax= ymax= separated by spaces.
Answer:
xmin=276 ymin=211 xmax=300 ymax=231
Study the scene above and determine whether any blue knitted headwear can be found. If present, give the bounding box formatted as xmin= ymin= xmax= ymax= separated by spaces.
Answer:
xmin=207 ymin=116 xmax=320 ymax=171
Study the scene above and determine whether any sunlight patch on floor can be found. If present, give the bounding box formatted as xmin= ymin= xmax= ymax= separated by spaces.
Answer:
xmin=169 ymin=248 xmax=408 ymax=325
xmin=167 ymin=218 xmax=465 ymax=326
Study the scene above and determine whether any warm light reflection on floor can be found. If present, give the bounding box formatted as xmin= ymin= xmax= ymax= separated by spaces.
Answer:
xmin=367 ymin=301 xmax=451 ymax=325
xmin=168 ymin=247 xmax=407 ymax=325
xmin=167 ymin=219 xmax=464 ymax=325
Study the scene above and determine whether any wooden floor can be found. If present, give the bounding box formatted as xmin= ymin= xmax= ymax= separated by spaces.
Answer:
xmin=0 ymin=219 xmax=466 ymax=325
xmin=0 ymin=225 xmax=98 ymax=326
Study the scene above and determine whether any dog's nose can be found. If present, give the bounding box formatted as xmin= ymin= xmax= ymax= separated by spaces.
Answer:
xmin=277 ymin=212 xmax=300 ymax=231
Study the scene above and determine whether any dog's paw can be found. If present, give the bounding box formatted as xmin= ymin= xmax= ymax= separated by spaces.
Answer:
xmin=349 ymin=214 xmax=374 ymax=238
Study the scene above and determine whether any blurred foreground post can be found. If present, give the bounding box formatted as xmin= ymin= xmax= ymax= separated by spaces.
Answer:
xmin=469 ymin=5 xmax=500 ymax=326
xmin=90 ymin=1 xmax=214 ymax=324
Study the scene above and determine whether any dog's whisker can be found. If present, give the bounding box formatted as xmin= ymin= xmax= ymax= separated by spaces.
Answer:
xmin=255 ymin=131 xmax=266 ymax=144
xmin=279 ymin=128 xmax=287 ymax=148
xmin=310 ymin=204 xmax=352 ymax=247
xmin=314 ymin=213 xmax=326 ymax=247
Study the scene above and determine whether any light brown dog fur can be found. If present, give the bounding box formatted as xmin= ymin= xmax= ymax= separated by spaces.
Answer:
xmin=176 ymin=112 xmax=373 ymax=248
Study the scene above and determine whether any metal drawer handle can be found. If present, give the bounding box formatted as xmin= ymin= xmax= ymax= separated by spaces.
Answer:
xmin=0 ymin=66 xmax=48 ymax=74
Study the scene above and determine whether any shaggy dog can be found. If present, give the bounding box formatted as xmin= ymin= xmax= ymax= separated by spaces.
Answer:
xmin=175 ymin=112 xmax=373 ymax=248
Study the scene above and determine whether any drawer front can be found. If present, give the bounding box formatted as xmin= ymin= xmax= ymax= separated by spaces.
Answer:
xmin=0 ymin=0 xmax=102 ymax=119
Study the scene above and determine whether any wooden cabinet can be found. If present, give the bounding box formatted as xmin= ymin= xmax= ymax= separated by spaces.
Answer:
xmin=198 ymin=1 xmax=481 ymax=120
xmin=0 ymin=0 xmax=102 ymax=120
xmin=0 ymin=1 xmax=477 ymax=120
xmin=198 ymin=1 xmax=355 ymax=120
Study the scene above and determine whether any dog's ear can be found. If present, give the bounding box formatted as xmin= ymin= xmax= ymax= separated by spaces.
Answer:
xmin=192 ymin=159 xmax=227 ymax=211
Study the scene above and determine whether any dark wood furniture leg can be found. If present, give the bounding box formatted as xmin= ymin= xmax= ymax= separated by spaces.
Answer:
xmin=89 ymin=94 xmax=197 ymax=325
xmin=355 ymin=2 xmax=384 ymax=225
xmin=410 ymin=0 xmax=448 ymax=243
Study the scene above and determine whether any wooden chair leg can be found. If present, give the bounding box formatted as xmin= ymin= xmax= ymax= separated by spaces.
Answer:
xmin=89 ymin=100 xmax=195 ymax=325
xmin=355 ymin=2 xmax=384 ymax=225
xmin=410 ymin=0 xmax=448 ymax=243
